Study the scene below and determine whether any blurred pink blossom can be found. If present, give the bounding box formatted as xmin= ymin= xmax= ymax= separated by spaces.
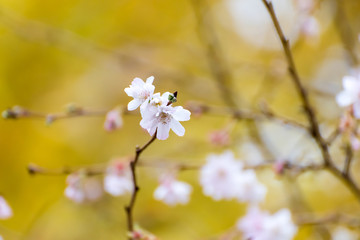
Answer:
xmin=200 ymin=151 xmax=266 ymax=203
xmin=65 ymin=172 xmax=103 ymax=203
xmin=237 ymin=207 xmax=297 ymax=240
xmin=336 ymin=74 xmax=360 ymax=118
xmin=104 ymin=108 xmax=123 ymax=132
xmin=104 ymin=160 xmax=133 ymax=196
xmin=208 ymin=129 xmax=230 ymax=147
xmin=154 ymin=174 xmax=192 ymax=206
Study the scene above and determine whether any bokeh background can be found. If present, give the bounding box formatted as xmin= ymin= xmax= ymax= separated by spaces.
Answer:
xmin=0 ymin=0 xmax=360 ymax=239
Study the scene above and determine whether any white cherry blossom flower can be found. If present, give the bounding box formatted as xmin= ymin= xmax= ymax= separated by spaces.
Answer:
xmin=124 ymin=76 xmax=155 ymax=111
xmin=236 ymin=169 xmax=267 ymax=203
xmin=104 ymin=160 xmax=133 ymax=196
xmin=200 ymin=151 xmax=267 ymax=203
xmin=153 ymin=174 xmax=192 ymax=206
xmin=104 ymin=108 xmax=123 ymax=132
xmin=336 ymin=74 xmax=360 ymax=118
xmin=140 ymin=92 xmax=191 ymax=140
xmin=0 ymin=196 xmax=12 ymax=219
xmin=199 ymin=151 xmax=243 ymax=200
xmin=332 ymin=226 xmax=358 ymax=240
xmin=65 ymin=172 xmax=103 ymax=203
xmin=237 ymin=207 xmax=297 ymax=240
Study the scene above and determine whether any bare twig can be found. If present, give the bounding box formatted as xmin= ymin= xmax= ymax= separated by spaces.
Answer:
xmin=343 ymin=143 xmax=353 ymax=177
xmin=125 ymin=132 xmax=157 ymax=238
xmin=333 ymin=0 xmax=359 ymax=67
xmin=261 ymin=0 xmax=360 ymax=201
xmin=2 ymin=105 xmax=109 ymax=124
xmin=326 ymin=127 xmax=341 ymax=146
xmin=187 ymin=101 xmax=307 ymax=129
xmin=297 ymin=212 xmax=360 ymax=227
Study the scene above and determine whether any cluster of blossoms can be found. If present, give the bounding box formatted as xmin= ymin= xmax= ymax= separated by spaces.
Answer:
xmin=200 ymin=151 xmax=267 ymax=203
xmin=125 ymin=76 xmax=191 ymax=140
xmin=237 ymin=206 xmax=297 ymax=240
xmin=336 ymin=72 xmax=360 ymax=150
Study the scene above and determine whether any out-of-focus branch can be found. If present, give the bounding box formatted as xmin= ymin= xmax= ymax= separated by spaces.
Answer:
xmin=125 ymin=133 xmax=157 ymax=239
xmin=191 ymin=0 xmax=238 ymax=108
xmin=187 ymin=101 xmax=308 ymax=129
xmin=326 ymin=127 xmax=341 ymax=146
xmin=27 ymin=160 xmax=325 ymax=178
xmin=261 ymin=0 xmax=360 ymax=202
xmin=333 ymin=0 xmax=359 ymax=67
xmin=297 ymin=212 xmax=360 ymax=227
xmin=2 ymin=105 xmax=109 ymax=124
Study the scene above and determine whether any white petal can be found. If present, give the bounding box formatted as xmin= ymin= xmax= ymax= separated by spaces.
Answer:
xmin=128 ymin=99 xmax=142 ymax=111
xmin=336 ymin=91 xmax=356 ymax=107
xmin=170 ymin=120 xmax=185 ymax=136
xmin=132 ymin=77 xmax=145 ymax=87
xmin=172 ymin=106 xmax=191 ymax=121
xmin=354 ymin=101 xmax=360 ymax=119
xmin=146 ymin=76 xmax=154 ymax=85
xmin=157 ymin=123 xmax=170 ymax=140
xmin=343 ymin=76 xmax=360 ymax=92
xmin=124 ymin=87 xmax=133 ymax=97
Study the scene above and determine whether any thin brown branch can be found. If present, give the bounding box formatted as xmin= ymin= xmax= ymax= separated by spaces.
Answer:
xmin=2 ymin=105 xmax=108 ymax=123
xmin=261 ymin=0 xmax=360 ymax=202
xmin=326 ymin=127 xmax=341 ymax=146
xmin=297 ymin=212 xmax=360 ymax=227
xmin=27 ymin=163 xmax=105 ymax=176
xmin=191 ymin=0 xmax=238 ymax=108
xmin=333 ymin=0 xmax=359 ymax=67
xmin=343 ymin=143 xmax=353 ymax=177
xmin=125 ymin=132 xmax=157 ymax=238
xmin=187 ymin=101 xmax=307 ymax=129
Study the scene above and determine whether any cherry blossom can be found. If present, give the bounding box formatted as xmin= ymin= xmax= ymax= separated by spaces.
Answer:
xmin=153 ymin=174 xmax=192 ymax=206
xmin=64 ymin=172 xmax=103 ymax=203
xmin=0 ymin=196 xmax=12 ymax=219
xmin=237 ymin=207 xmax=297 ymax=240
xmin=336 ymin=74 xmax=360 ymax=118
xmin=104 ymin=108 xmax=123 ymax=132
xmin=140 ymin=92 xmax=191 ymax=140
xmin=200 ymin=151 xmax=267 ymax=203
xmin=124 ymin=76 xmax=155 ymax=111
xmin=104 ymin=160 xmax=133 ymax=196
xmin=332 ymin=226 xmax=359 ymax=240
xmin=199 ymin=151 xmax=243 ymax=200
xmin=236 ymin=169 xmax=267 ymax=203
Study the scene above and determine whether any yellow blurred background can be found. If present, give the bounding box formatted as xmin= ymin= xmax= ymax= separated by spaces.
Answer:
xmin=0 ymin=0 xmax=360 ymax=239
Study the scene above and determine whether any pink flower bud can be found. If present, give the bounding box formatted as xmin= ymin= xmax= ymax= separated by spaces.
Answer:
xmin=104 ymin=109 xmax=123 ymax=132
xmin=273 ymin=160 xmax=286 ymax=175
xmin=208 ymin=130 xmax=230 ymax=147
